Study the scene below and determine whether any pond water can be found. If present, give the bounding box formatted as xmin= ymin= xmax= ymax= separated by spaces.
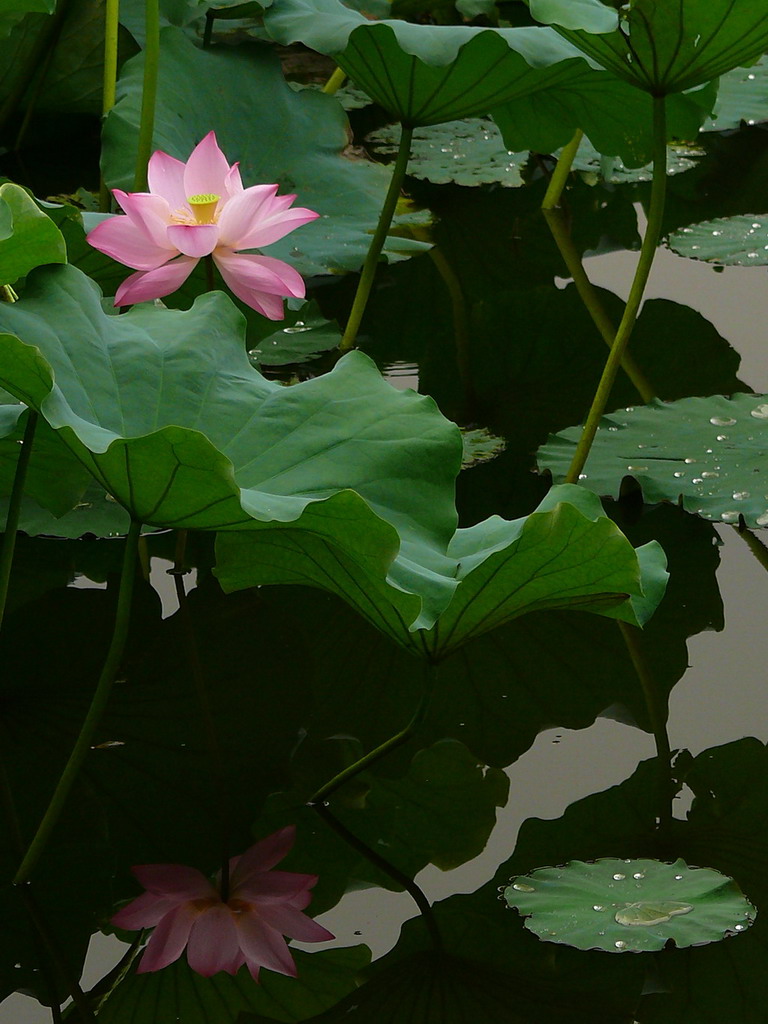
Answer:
xmin=4 ymin=11 xmax=768 ymax=1021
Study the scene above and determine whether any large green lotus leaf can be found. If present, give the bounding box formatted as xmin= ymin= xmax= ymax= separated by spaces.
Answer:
xmin=102 ymin=29 xmax=429 ymax=278
xmin=538 ymin=394 xmax=768 ymax=529
xmin=668 ymin=213 xmax=768 ymax=265
xmin=96 ymin=947 xmax=369 ymax=1024
xmin=492 ymin=68 xmax=715 ymax=168
xmin=0 ymin=182 xmax=66 ymax=285
xmin=0 ymin=265 xmax=461 ymax=560
xmin=530 ymin=0 xmax=768 ymax=94
xmin=0 ymin=412 xmax=94 ymax=521
xmin=217 ymin=482 xmax=668 ymax=657
xmin=505 ymin=857 xmax=755 ymax=953
xmin=264 ymin=0 xmax=628 ymax=130
xmin=240 ymin=952 xmax=525 ymax=1024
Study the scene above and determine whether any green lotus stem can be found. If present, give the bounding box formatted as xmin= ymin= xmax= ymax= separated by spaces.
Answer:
xmin=99 ymin=0 xmax=121 ymax=210
xmin=339 ymin=123 xmax=413 ymax=353
xmin=14 ymin=518 xmax=142 ymax=886
xmin=308 ymin=660 xmax=438 ymax=806
xmin=314 ymin=801 xmax=442 ymax=952
xmin=1 ymin=285 xmax=19 ymax=302
xmin=170 ymin=527 xmax=231 ymax=901
xmin=133 ymin=0 xmax=160 ymax=192
xmin=618 ymin=620 xmax=673 ymax=828
xmin=541 ymin=131 xmax=655 ymax=403
xmin=565 ymin=96 xmax=667 ymax=484
xmin=541 ymin=128 xmax=583 ymax=212
xmin=322 ymin=66 xmax=347 ymax=95
xmin=102 ymin=0 xmax=120 ymax=114
xmin=0 ymin=410 xmax=37 ymax=632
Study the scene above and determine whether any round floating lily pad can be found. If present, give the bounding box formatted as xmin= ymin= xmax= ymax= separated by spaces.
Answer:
xmin=366 ymin=119 xmax=528 ymax=188
xmin=668 ymin=214 xmax=768 ymax=265
xmin=505 ymin=857 xmax=756 ymax=953
xmin=537 ymin=393 xmax=768 ymax=529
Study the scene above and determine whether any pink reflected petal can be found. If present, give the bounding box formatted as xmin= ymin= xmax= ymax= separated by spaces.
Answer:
xmin=87 ymin=217 xmax=173 ymax=271
xmin=236 ymin=871 xmax=318 ymax=905
xmin=111 ymin=891 xmax=181 ymax=930
xmin=183 ymin=131 xmax=232 ymax=202
xmin=186 ymin=906 xmax=242 ymax=977
xmin=137 ymin=903 xmax=199 ymax=973
xmin=228 ymin=827 xmax=296 ymax=889
xmin=257 ymin=903 xmax=334 ymax=943
xmin=235 ymin=914 xmax=297 ymax=978
xmin=114 ymin=256 xmax=199 ymax=306
xmin=112 ymin=190 xmax=174 ymax=250
xmin=147 ymin=150 xmax=188 ymax=210
xmin=285 ymin=890 xmax=312 ymax=912
xmin=166 ymin=224 xmax=219 ymax=258
xmin=132 ymin=863 xmax=217 ymax=899
xmin=213 ymin=251 xmax=305 ymax=318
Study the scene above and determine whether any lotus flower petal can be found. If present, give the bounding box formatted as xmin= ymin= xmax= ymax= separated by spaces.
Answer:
xmin=147 ymin=150 xmax=188 ymax=210
xmin=114 ymin=256 xmax=199 ymax=306
xmin=93 ymin=133 xmax=315 ymax=314
xmin=183 ymin=131 xmax=232 ymax=204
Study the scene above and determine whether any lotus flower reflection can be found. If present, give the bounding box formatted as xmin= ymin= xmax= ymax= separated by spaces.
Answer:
xmin=111 ymin=826 xmax=333 ymax=979
xmin=88 ymin=131 xmax=318 ymax=317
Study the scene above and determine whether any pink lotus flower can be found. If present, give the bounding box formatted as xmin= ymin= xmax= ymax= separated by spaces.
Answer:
xmin=111 ymin=826 xmax=333 ymax=980
xmin=87 ymin=132 xmax=319 ymax=318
